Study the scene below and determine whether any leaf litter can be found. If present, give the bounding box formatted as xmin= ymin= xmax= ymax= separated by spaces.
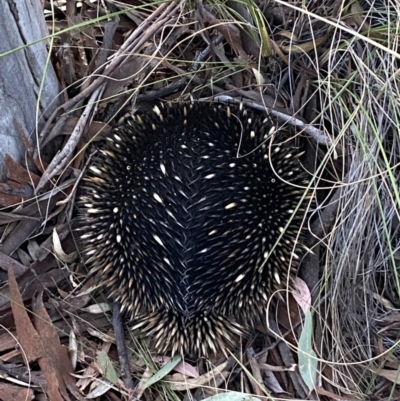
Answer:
xmin=0 ymin=0 xmax=399 ymax=400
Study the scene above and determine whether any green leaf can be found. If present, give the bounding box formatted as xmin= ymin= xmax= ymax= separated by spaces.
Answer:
xmin=97 ymin=350 xmax=118 ymax=384
xmin=298 ymin=310 xmax=317 ymax=392
xmin=142 ymin=354 xmax=182 ymax=389
xmin=203 ymin=392 xmax=262 ymax=401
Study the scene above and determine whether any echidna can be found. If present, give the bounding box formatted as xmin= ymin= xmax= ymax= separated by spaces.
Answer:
xmin=81 ymin=102 xmax=309 ymax=356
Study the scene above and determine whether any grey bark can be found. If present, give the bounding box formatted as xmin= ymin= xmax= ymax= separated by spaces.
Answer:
xmin=0 ymin=0 xmax=59 ymax=180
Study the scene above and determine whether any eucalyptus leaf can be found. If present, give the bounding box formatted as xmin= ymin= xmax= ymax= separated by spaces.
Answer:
xmin=203 ymin=392 xmax=262 ymax=401
xmin=97 ymin=350 xmax=118 ymax=385
xmin=142 ymin=354 xmax=182 ymax=389
xmin=298 ymin=310 xmax=317 ymax=392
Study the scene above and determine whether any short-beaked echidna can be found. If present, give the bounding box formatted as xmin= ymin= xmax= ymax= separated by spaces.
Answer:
xmin=81 ymin=102 xmax=309 ymax=356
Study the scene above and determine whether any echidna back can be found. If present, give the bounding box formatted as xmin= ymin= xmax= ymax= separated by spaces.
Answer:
xmin=81 ymin=102 xmax=308 ymax=355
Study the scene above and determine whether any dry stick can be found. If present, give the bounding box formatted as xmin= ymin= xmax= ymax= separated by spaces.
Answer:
xmin=223 ymin=83 xmax=290 ymax=113
xmin=100 ymin=6 xmax=183 ymax=118
xmin=246 ymin=347 xmax=267 ymax=398
xmin=37 ymin=85 xmax=105 ymax=191
xmin=36 ymin=3 xmax=179 ymax=191
xmin=37 ymin=1 xmax=178 ymax=148
xmin=212 ymin=95 xmax=333 ymax=147
xmin=43 ymin=29 xmax=143 ymax=147
xmin=113 ymin=303 xmax=135 ymax=390
xmin=108 ymin=1 xmax=181 ymax=73
xmin=57 ymin=152 xmax=95 ymax=207
xmin=197 ymin=3 xmax=248 ymax=61
xmin=309 ymin=182 xmax=344 ymax=248
xmin=300 ymin=137 xmax=320 ymax=302
xmin=268 ymin=318 xmax=308 ymax=399
xmin=93 ymin=18 xmax=120 ymax=75
xmin=136 ymin=79 xmax=188 ymax=103
xmin=111 ymin=1 xmax=173 ymax=57
xmin=101 ymin=6 xmax=184 ymax=118
xmin=135 ymin=35 xmax=226 ymax=103
xmin=38 ymin=69 xmax=108 ymax=152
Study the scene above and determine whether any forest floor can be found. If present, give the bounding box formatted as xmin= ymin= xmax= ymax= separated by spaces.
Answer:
xmin=0 ymin=1 xmax=399 ymax=400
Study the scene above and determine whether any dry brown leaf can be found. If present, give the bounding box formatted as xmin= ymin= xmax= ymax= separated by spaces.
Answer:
xmin=0 ymin=185 xmax=23 ymax=207
xmin=247 ymin=348 xmax=266 ymax=397
xmin=1 ymin=348 xmax=21 ymax=362
xmin=316 ymin=386 xmax=361 ymax=400
xmin=83 ymin=121 xmax=112 ymax=142
xmin=9 ymin=269 xmax=82 ymax=400
xmin=8 ymin=268 xmax=42 ymax=362
xmin=5 ymin=155 xmax=40 ymax=186
xmin=0 ymin=211 xmax=40 ymax=225
xmin=33 ymin=154 xmax=48 ymax=174
xmin=59 ymin=117 xmax=111 ymax=143
xmin=381 ymin=312 xmax=400 ymax=324
xmin=0 ymin=267 xmax=66 ymax=312
xmin=370 ymin=367 xmax=400 ymax=384
xmin=0 ymin=332 xmax=18 ymax=353
xmin=293 ymin=277 xmax=312 ymax=314
xmin=15 ymin=119 xmax=34 ymax=155
xmin=32 ymin=292 xmax=84 ymax=401
xmin=277 ymin=30 xmax=299 ymax=41
xmin=199 ymin=6 xmax=249 ymax=62
xmin=102 ymin=56 xmax=149 ymax=100
xmin=0 ymin=382 xmax=34 ymax=401
xmin=279 ymin=31 xmax=330 ymax=54
xmin=0 ymin=252 xmax=28 ymax=277
xmin=152 ymin=356 xmax=199 ymax=378
xmin=134 ymin=366 xmax=152 ymax=399
xmin=75 ymin=364 xmax=99 ymax=392
xmin=349 ymin=2 xmax=370 ymax=31
xmin=167 ymin=359 xmax=230 ymax=391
